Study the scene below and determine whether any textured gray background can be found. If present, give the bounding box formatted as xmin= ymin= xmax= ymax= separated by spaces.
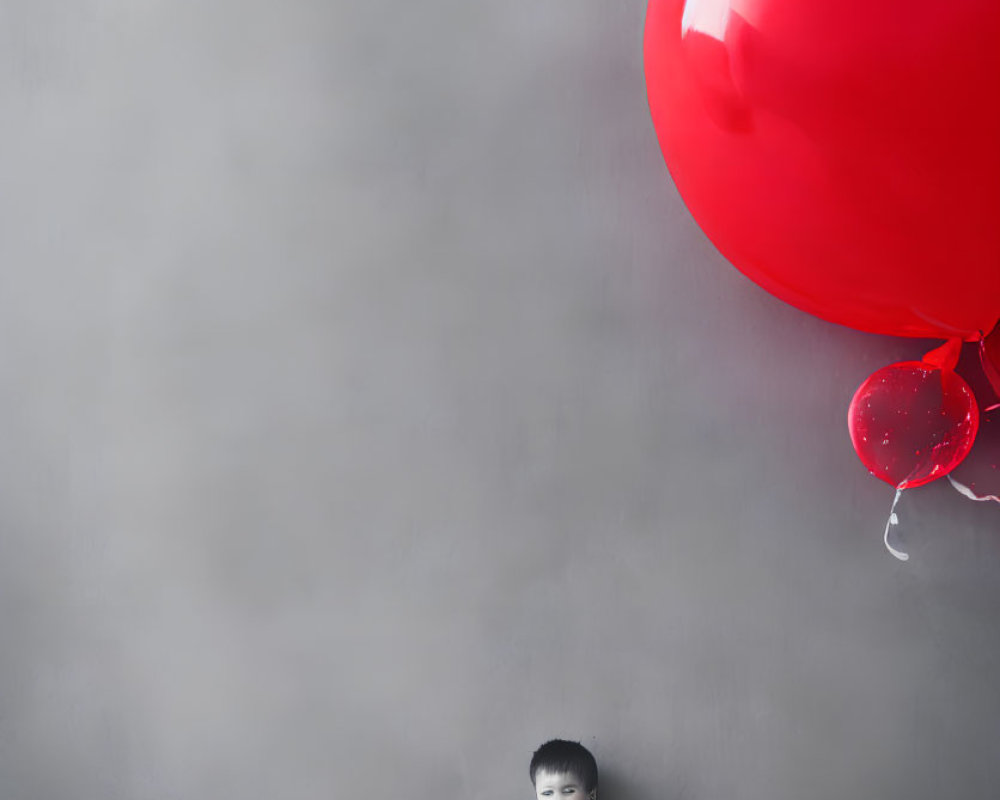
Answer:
xmin=2 ymin=1 xmax=999 ymax=798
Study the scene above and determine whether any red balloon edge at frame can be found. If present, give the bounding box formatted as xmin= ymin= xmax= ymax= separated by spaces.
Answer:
xmin=644 ymin=0 xmax=1000 ymax=341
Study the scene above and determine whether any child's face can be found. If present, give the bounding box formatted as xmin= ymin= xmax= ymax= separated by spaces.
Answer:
xmin=533 ymin=769 xmax=596 ymax=800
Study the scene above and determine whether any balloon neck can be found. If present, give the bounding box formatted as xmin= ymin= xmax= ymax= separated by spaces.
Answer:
xmin=922 ymin=338 xmax=962 ymax=372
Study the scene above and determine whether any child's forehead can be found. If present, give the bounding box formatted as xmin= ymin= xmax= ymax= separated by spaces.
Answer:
xmin=535 ymin=769 xmax=584 ymax=786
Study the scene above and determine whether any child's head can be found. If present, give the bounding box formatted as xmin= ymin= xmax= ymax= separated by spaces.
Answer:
xmin=529 ymin=739 xmax=598 ymax=800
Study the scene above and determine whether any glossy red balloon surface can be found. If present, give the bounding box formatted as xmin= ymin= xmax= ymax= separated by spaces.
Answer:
xmin=645 ymin=0 xmax=1000 ymax=340
xmin=848 ymin=362 xmax=979 ymax=488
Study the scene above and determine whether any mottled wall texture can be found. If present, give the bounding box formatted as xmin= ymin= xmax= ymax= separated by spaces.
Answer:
xmin=2 ymin=2 xmax=998 ymax=799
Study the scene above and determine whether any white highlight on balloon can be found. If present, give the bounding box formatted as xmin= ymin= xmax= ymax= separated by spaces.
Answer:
xmin=681 ymin=0 xmax=731 ymax=38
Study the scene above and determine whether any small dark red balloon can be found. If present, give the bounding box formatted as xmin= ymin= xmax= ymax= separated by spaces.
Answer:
xmin=981 ymin=322 xmax=1000 ymax=400
xmin=848 ymin=362 xmax=979 ymax=488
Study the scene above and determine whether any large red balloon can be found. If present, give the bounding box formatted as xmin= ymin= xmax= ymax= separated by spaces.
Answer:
xmin=645 ymin=0 xmax=1000 ymax=340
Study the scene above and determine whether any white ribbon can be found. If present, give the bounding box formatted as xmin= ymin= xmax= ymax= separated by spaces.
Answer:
xmin=883 ymin=487 xmax=909 ymax=561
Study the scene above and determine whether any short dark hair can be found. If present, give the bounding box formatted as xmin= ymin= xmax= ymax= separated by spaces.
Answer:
xmin=529 ymin=739 xmax=598 ymax=793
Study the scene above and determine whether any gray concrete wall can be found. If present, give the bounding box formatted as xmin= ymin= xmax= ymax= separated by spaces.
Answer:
xmin=2 ymin=2 xmax=999 ymax=798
